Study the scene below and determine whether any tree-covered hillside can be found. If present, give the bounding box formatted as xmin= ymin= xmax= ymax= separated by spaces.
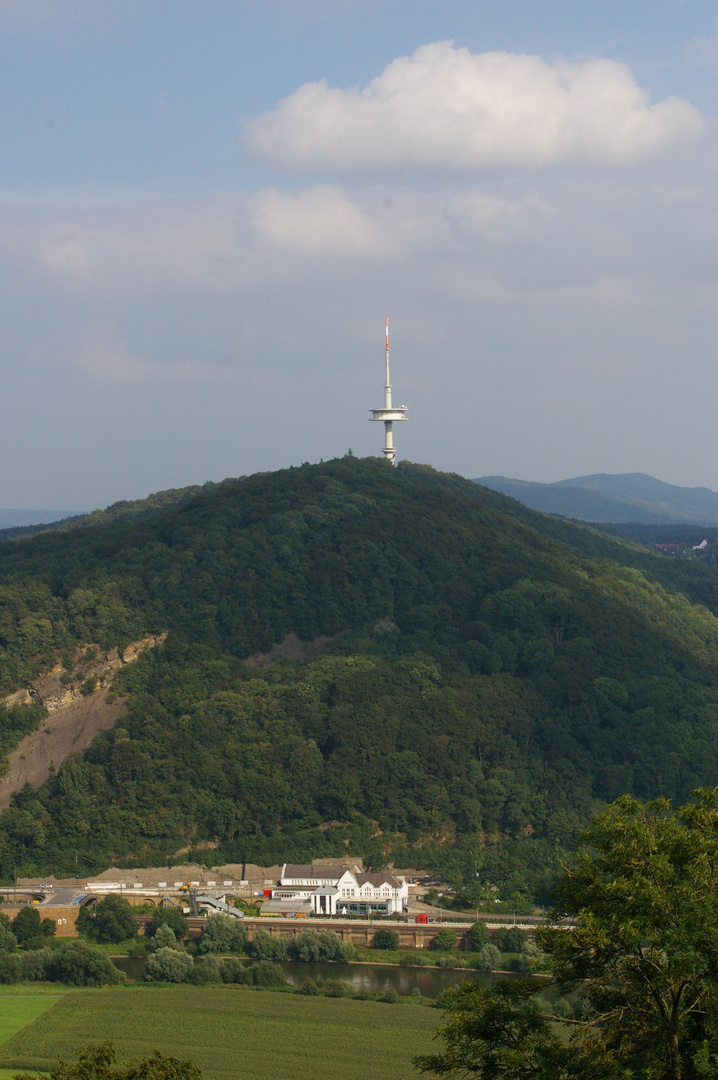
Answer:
xmin=2 ymin=457 xmax=718 ymax=901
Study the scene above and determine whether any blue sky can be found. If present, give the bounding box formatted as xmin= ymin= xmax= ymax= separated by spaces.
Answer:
xmin=0 ymin=0 xmax=715 ymax=507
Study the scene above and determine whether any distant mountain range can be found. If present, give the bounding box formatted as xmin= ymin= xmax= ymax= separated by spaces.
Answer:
xmin=0 ymin=508 xmax=91 ymax=529
xmin=474 ymin=473 xmax=718 ymax=526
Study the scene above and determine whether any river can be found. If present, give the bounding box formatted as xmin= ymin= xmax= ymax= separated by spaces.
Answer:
xmin=112 ymin=956 xmax=493 ymax=997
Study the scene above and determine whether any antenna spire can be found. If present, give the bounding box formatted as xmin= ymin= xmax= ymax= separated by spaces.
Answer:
xmin=370 ymin=316 xmax=408 ymax=465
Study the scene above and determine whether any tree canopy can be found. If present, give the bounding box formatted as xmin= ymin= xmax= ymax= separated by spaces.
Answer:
xmin=13 ymin=1041 xmax=201 ymax=1080
xmin=416 ymin=788 xmax=718 ymax=1080
xmin=3 ymin=458 xmax=718 ymax=899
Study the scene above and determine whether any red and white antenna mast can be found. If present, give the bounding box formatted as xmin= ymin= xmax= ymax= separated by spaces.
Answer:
xmin=370 ymin=316 xmax=408 ymax=465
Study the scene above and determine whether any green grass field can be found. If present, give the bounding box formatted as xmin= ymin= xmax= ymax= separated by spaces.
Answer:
xmin=0 ymin=991 xmax=69 ymax=1080
xmin=0 ymin=986 xmax=438 ymax=1080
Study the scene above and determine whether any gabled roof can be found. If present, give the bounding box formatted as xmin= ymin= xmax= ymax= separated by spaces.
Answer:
xmin=355 ymin=873 xmax=402 ymax=888
xmin=281 ymin=862 xmax=357 ymax=880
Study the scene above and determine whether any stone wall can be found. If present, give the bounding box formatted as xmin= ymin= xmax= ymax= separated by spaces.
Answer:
xmin=2 ymin=904 xmax=79 ymax=937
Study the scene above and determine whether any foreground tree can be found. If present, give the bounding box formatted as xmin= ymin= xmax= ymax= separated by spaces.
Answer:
xmin=13 ymin=1041 xmax=202 ymax=1079
xmin=415 ymin=979 xmax=596 ymax=1080
xmin=416 ymin=789 xmax=718 ymax=1080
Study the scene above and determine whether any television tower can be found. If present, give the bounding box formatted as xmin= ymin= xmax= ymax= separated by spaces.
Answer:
xmin=369 ymin=317 xmax=408 ymax=464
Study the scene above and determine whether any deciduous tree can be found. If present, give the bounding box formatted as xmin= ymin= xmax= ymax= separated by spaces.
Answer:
xmin=417 ymin=789 xmax=718 ymax=1080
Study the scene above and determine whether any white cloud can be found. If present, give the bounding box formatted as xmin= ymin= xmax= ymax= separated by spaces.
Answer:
xmin=78 ymin=324 xmax=235 ymax=385
xmin=0 ymin=186 xmax=433 ymax=297
xmin=248 ymin=186 xmax=385 ymax=256
xmin=243 ymin=41 xmax=704 ymax=174
xmin=0 ymin=129 xmax=714 ymax=500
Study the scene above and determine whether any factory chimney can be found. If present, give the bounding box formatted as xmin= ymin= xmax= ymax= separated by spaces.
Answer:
xmin=369 ymin=317 xmax=408 ymax=464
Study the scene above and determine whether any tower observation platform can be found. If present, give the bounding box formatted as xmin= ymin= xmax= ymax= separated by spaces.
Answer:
xmin=369 ymin=317 xmax=407 ymax=465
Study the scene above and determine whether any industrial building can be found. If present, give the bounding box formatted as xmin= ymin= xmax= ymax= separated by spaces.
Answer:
xmin=265 ymin=863 xmax=409 ymax=917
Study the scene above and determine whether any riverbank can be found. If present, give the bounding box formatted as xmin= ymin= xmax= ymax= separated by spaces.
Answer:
xmin=110 ymin=953 xmax=525 ymax=997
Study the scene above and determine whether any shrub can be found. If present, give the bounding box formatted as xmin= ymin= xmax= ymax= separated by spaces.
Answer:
xmin=341 ymin=941 xmax=356 ymax=960
xmin=12 ymin=906 xmax=55 ymax=946
xmin=198 ymin=913 xmax=247 ymax=955
xmin=299 ymin=977 xmax=319 ymax=995
xmin=251 ymin=960 xmax=287 ymax=988
xmin=19 ymin=947 xmax=53 ymax=981
xmin=467 ymin=920 xmax=490 ymax=951
xmin=322 ymin=978 xmax=350 ymax=997
xmin=189 ymin=955 xmax=223 ymax=985
xmin=431 ymin=928 xmax=457 ymax=951
xmin=46 ymin=941 xmax=123 ymax=986
xmin=149 ymin=923 xmax=182 ymax=951
xmin=0 ymin=951 xmax=20 ymax=983
xmin=219 ymin=957 xmax=251 ymax=984
xmin=288 ymin=929 xmax=346 ymax=962
xmin=372 ymin=928 xmax=400 ymax=950
xmin=16 ymin=1041 xmax=202 ymax=1080
xmin=475 ymin=943 xmax=501 ymax=972
xmin=145 ymin=946 xmax=194 ymax=983
xmin=247 ymin=929 xmax=287 ymax=961
xmin=492 ymin=926 xmax=527 ymax=952
xmin=383 ymin=988 xmax=399 ymax=1003
xmin=147 ymin=906 xmax=189 ymax=942
xmin=553 ymin=996 xmax=574 ymax=1020
xmin=79 ymin=894 xmax=137 ymax=944
xmin=0 ymin=925 xmax=17 ymax=952
xmin=520 ymin=939 xmax=546 ymax=972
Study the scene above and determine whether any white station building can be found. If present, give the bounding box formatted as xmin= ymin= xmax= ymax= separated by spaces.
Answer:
xmin=269 ymin=863 xmax=409 ymax=917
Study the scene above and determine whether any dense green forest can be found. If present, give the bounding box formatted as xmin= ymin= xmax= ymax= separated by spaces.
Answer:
xmin=0 ymin=482 xmax=210 ymax=542
xmin=2 ymin=457 xmax=718 ymax=902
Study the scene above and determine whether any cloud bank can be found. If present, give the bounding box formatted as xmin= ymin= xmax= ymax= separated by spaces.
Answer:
xmin=243 ymin=42 xmax=703 ymax=173
xmin=78 ymin=325 xmax=235 ymax=385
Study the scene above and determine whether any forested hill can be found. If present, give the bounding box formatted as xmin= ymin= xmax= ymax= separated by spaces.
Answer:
xmin=2 ymin=457 xmax=718 ymax=902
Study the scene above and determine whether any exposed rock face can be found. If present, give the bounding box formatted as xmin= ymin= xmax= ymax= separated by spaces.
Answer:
xmin=4 ymin=689 xmax=32 ymax=709
xmin=0 ymin=632 xmax=168 ymax=808
xmin=2 ymin=632 xmax=168 ymax=712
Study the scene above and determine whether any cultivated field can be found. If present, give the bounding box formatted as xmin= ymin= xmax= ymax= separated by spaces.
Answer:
xmin=0 ymin=986 xmax=438 ymax=1080
xmin=0 ymin=990 xmax=69 ymax=1080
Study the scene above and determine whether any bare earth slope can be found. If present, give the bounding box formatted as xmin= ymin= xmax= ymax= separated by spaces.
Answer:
xmin=0 ymin=633 xmax=166 ymax=809
xmin=0 ymin=688 xmax=126 ymax=809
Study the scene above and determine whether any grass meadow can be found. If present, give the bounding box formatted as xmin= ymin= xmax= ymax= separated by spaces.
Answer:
xmin=0 ymin=986 xmax=438 ymax=1080
xmin=0 ymin=990 xmax=70 ymax=1080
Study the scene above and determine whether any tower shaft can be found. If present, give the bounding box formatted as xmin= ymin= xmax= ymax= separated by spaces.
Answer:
xmin=370 ymin=316 xmax=407 ymax=465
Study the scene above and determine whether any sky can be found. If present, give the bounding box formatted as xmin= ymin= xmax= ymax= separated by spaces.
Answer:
xmin=0 ymin=0 xmax=716 ymax=509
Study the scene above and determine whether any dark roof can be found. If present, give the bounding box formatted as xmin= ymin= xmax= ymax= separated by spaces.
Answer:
xmin=356 ymin=873 xmax=402 ymax=888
